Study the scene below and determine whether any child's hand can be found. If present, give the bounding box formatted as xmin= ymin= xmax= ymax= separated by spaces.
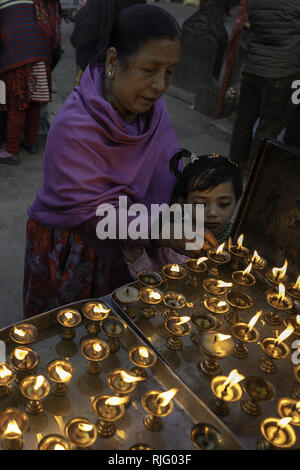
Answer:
xmin=155 ymin=225 xmax=218 ymax=257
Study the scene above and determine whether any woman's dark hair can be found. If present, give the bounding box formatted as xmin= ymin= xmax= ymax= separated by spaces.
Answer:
xmin=170 ymin=148 xmax=243 ymax=202
xmin=97 ymin=4 xmax=181 ymax=64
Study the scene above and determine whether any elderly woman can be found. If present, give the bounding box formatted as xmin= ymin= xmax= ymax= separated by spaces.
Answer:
xmin=23 ymin=4 xmax=216 ymax=318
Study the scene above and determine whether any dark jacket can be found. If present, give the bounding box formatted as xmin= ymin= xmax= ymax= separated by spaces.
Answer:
xmin=244 ymin=0 xmax=300 ymax=78
xmin=71 ymin=0 xmax=146 ymax=70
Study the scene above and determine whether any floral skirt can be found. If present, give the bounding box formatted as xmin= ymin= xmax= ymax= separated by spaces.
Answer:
xmin=23 ymin=219 xmax=131 ymax=319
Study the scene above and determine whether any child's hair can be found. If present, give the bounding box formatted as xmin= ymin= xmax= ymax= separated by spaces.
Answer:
xmin=170 ymin=148 xmax=243 ymax=201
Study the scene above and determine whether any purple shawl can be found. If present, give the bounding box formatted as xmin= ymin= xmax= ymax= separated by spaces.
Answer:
xmin=29 ymin=61 xmax=179 ymax=237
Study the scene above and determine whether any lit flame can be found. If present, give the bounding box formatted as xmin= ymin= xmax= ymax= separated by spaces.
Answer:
xmin=149 ymin=290 xmax=161 ymax=301
xmin=275 ymin=324 xmax=294 ymax=345
xmin=196 ymin=257 xmax=208 ymax=265
xmin=216 ymin=280 xmax=232 ymax=288
xmin=216 ymin=300 xmax=227 ymax=309
xmin=55 ymin=365 xmax=72 ymax=382
xmin=272 ymin=260 xmax=288 ymax=280
xmin=4 ymin=418 xmax=22 ymax=437
xmin=176 ymin=316 xmax=191 ymax=326
xmin=36 ymin=433 xmax=43 ymax=444
xmin=170 ymin=264 xmax=180 ymax=273
xmin=237 ymin=234 xmax=244 ymax=249
xmin=0 ymin=364 xmax=12 ymax=379
xmin=94 ymin=304 xmax=110 ymax=314
xmin=138 ymin=347 xmax=149 ymax=359
xmin=216 ymin=333 xmax=231 ymax=342
xmin=105 ymin=396 xmax=129 ymax=406
xmin=277 ymin=283 xmax=286 ymax=302
xmin=14 ymin=348 xmax=29 ymax=360
xmin=293 ymin=275 xmax=300 ymax=291
xmin=13 ymin=327 xmax=26 ymax=337
xmin=251 ymin=250 xmax=262 ymax=264
xmin=222 ymin=369 xmax=245 ymax=392
xmin=247 ymin=311 xmax=262 ymax=332
xmin=65 ymin=312 xmax=74 ymax=320
xmin=54 ymin=416 xmax=65 ymax=433
xmin=120 ymin=371 xmax=144 ymax=384
xmin=277 ymin=417 xmax=292 ymax=429
xmin=54 ymin=444 xmax=66 ymax=450
xmin=78 ymin=422 xmax=94 ymax=432
xmin=216 ymin=242 xmax=225 ymax=255
xmin=296 ymin=315 xmax=300 ymax=326
xmin=33 ymin=375 xmax=45 ymax=391
xmin=157 ymin=388 xmax=178 ymax=407
xmin=242 ymin=262 xmax=253 ymax=276
xmin=93 ymin=343 xmax=102 ymax=353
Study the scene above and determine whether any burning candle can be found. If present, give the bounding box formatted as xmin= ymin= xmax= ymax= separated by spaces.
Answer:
xmin=57 ymin=308 xmax=82 ymax=339
xmin=210 ymin=369 xmax=245 ymax=416
xmin=0 ymin=408 xmax=29 ymax=450
xmin=80 ymin=338 xmax=110 ymax=375
xmin=229 ymin=235 xmax=250 ymax=268
xmin=287 ymin=275 xmax=300 ymax=299
xmin=277 ymin=398 xmax=300 ymax=426
xmin=38 ymin=434 xmax=71 ymax=450
xmin=200 ymin=332 xmax=234 ymax=358
xmin=9 ymin=347 xmax=39 ymax=381
xmin=164 ymin=316 xmax=191 ymax=350
xmin=232 ymin=262 xmax=256 ymax=287
xmin=266 ymin=260 xmax=288 ymax=285
xmin=46 ymin=359 xmax=74 ymax=396
xmin=19 ymin=374 xmax=51 ymax=415
xmin=162 ymin=263 xmax=187 ymax=280
xmin=203 ymin=278 xmax=233 ymax=295
xmin=128 ymin=346 xmax=156 ymax=380
xmin=245 ymin=250 xmax=266 ymax=271
xmin=140 ymin=287 xmax=163 ymax=319
xmin=204 ymin=297 xmax=230 ymax=315
xmin=259 ymin=323 xmax=294 ymax=374
xmin=259 ymin=417 xmax=296 ymax=449
xmin=10 ymin=323 xmax=37 ymax=345
xmin=65 ymin=418 xmax=98 ymax=449
xmin=107 ymin=369 xmax=144 ymax=406
xmin=207 ymin=243 xmax=231 ymax=277
xmin=92 ymin=395 xmax=127 ymax=437
xmin=185 ymin=257 xmax=208 ymax=286
xmin=0 ymin=363 xmax=16 ymax=397
xmin=142 ymin=388 xmax=178 ymax=431
xmin=231 ymin=311 xmax=262 ymax=358
xmin=82 ymin=301 xmax=111 ymax=335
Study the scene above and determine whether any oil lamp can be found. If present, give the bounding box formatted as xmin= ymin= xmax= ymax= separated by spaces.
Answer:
xmin=107 ymin=369 xmax=144 ymax=406
xmin=241 ymin=376 xmax=274 ymax=416
xmin=128 ymin=346 xmax=156 ymax=380
xmin=245 ymin=250 xmax=267 ymax=272
xmin=162 ymin=292 xmax=186 ymax=319
xmin=102 ymin=315 xmax=127 ymax=353
xmin=265 ymin=259 xmax=288 ymax=286
xmin=114 ymin=285 xmax=140 ymax=319
xmin=224 ymin=289 xmax=254 ymax=325
xmin=0 ymin=408 xmax=29 ymax=450
xmin=287 ymin=275 xmax=300 ymax=300
xmin=164 ymin=316 xmax=191 ymax=350
xmin=0 ymin=363 xmax=16 ymax=397
xmin=142 ymin=388 xmax=178 ymax=432
xmin=203 ymin=297 xmax=230 ymax=316
xmin=284 ymin=314 xmax=300 ymax=336
xmin=80 ymin=337 xmax=110 ymax=374
xmin=277 ymin=398 xmax=300 ymax=426
xmin=19 ymin=374 xmax=51 ymax=415
xmin=139 ymin=287 xmax=163 ymax=319
xmin=46 ymin=358 xmax=73 ymax=396
xmin=229 ymin=234 xmax=250 ymax=269
xmin=57 ymin=308 xmax=82 ymax=339
xmin=232 ymin=262 xmax=256 ymax=287
xmin=190 ymin=312 xmax=219 ymax=344
xmin=265 ymin=283 xmax=293 ymax=326
xmin=258 ymin=323 xmax=294 ymax=374
xmin=207 ymin=242 xmax=231 ymax=277
xmin=65 ymin=417 xmax=98 ymax=449
xmin=203 ymin=279 xmax=233 ymax=296
xmin=231 ymin=311 xmax=261 ymax=359
xmin=38 ymin=434 xmax=71 ymax=450
xmin=184 ymin=257 xmax=208 ymax=287
xmin=162 ymin=263 xmax=187 ymax=283
xmin=191 ymin=423 xmax=224 ymax=450
xmin=9 ymin=346 xmax=39 ymax=381
xmin=92 ymin=395 xmax=127 ymax=438
xmin=82 ymin=301 xmax=110 ymax=335
xmin=258 ymin=417 xmax=296 ymax=449
xmin=137 ymin=270 xmax=162 ymax=288
xmin=10 ymin=323 xmax=37 ymax=345
xmin=210 ymin=369 xmax=245 ymax=416
xmin=198 ymin=332 xmax=234 ymax=378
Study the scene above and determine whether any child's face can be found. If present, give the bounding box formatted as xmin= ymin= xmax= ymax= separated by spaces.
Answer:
xmin=187 ymin=181 xmax=236 ymax=236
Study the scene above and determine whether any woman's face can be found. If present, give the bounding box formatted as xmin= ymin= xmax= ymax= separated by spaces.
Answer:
xmin=187 ymin=181 xmax=237 ymax=236
xmin=104 ymin=37 xmax=180 ymax=122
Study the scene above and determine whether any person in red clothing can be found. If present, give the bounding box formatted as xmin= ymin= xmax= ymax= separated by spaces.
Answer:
xmin=0 ymin=0 xmax=61 ymax=165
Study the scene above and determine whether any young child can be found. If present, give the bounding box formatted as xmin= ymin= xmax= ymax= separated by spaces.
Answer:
xmin=121 ymin=149 xmax=243 ymax=279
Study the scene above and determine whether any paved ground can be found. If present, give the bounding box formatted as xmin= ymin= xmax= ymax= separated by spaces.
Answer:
xmin=0 ymin=1 xmax=236 ymax=328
